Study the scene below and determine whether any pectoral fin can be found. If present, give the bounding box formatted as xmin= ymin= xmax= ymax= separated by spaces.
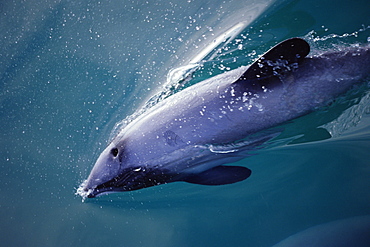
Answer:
xmin=182 ymin=165 xmax=251 ymax=185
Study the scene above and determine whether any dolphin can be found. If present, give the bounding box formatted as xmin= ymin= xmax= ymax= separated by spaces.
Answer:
xmin=77 ymin=38 xmax=370 ymax=198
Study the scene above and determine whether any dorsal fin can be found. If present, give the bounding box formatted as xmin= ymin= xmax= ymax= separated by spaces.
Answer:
xmin=236 ymin=38 xmax=310 ymax=82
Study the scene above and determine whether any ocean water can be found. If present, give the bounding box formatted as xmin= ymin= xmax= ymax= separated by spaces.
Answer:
xmin=1 ymin=0 xmax=370 ymax=246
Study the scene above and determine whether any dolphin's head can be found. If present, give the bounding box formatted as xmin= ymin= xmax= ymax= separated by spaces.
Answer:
xmin=78 ymin=140 xmax=173 ymax=198
xmin=79 ymin=142 xmax=124 ymax=198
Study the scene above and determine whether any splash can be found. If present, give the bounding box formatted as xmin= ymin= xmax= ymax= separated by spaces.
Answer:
xmin=303 ymin=25 xmax=370 ymax=137
xmin=307 ymin=25 xmax=370 ymax=42
xmin=75 ymin=180 xmax=90 ymax=202
xmin=304 ymin=25 xmax=370 ymax=55
xmin=109 ymin=26 xmax=370 ymax=144
xmin=322 ymin=89 xmax=370 ymax=138
xmin=108 ymin=22 xmax=249 ymax=141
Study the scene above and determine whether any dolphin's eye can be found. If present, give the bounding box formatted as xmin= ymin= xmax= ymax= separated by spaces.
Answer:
xmin=111 ymin=148 xmax=119 ymax=157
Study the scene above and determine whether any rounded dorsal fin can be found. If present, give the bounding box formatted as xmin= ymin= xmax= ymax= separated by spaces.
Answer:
xmin=236 ymin=38 xmax=310 ymax=82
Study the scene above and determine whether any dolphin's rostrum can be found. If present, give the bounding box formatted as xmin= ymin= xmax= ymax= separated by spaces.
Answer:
xmin=77 ymin=38 xmax=370 ymax=198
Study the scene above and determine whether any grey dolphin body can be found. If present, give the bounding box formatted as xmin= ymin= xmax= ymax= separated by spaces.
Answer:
xmin=79 ymin=38 xmax=370 ymax=198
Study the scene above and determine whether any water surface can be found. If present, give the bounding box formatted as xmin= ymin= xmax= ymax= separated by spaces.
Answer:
xmin=1 ymin=0 xmax=369 ymax=246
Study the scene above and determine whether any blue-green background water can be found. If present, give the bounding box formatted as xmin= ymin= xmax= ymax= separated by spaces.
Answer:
xmin=1 ymin=0 xmax=370 ymax=246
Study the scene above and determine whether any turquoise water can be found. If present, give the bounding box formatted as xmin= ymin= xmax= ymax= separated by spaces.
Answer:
xmin=1 ymin=0 xmax=370 ymax=246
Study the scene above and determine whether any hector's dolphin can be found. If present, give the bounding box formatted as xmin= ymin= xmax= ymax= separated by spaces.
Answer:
xmin=78 ymin=38 xmax=370 ymax=198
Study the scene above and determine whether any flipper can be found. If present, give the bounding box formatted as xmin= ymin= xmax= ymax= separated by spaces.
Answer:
xmin=236 ymin=38 xmax=310 ymax=83
xmin=182 ymin=165 xmax=251 ymax=185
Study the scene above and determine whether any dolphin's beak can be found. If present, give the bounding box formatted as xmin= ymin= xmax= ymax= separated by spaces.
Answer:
xmin=77 ymin=169 xmax=126 ymax=199
xmin=81 ymin=182 xmax=98 ymax=198
xmin=76 ymin=180 xmax=95 ymax=199
xmin=76 ymin=179 xmax=114 ymax=199
xmin=82 ymin=187 xmax=108 ymax=198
